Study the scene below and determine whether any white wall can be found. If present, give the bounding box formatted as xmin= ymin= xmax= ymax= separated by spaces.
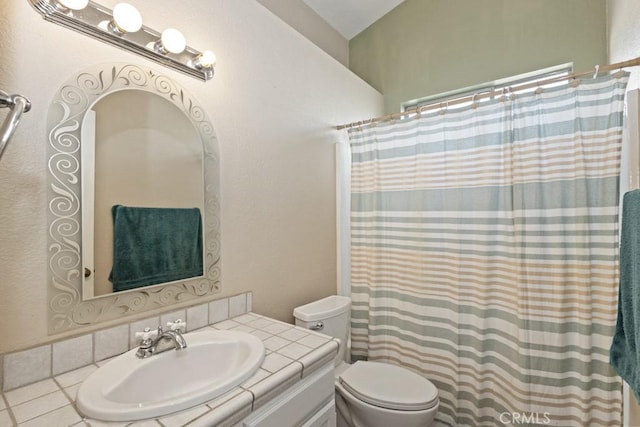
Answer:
xmin=0 ymin=0 xmax=382 ymax=354
xmin=608 ymin=0 xmax=640 ymax=91
xmin=258 ymin=0 xmax=349 ymax=66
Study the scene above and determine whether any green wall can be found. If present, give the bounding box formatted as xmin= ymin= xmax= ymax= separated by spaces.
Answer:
xmin=349 ymin=0 xmax=607 ymax=114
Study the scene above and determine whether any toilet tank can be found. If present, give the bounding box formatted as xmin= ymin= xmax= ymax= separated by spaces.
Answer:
xmin=293 ymin=295 xmax=351 ymax=363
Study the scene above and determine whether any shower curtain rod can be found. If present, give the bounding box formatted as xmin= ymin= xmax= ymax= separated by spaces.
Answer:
xmin=336 ymin=56 xmax=640 ymax=130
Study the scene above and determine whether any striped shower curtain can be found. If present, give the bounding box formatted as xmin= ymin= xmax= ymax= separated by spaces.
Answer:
xmin=348 ymin=73 xmax=628 ymax=426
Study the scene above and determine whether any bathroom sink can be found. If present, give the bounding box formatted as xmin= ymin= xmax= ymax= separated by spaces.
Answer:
xmin=76 ymin=329 xmax=265 ymax=421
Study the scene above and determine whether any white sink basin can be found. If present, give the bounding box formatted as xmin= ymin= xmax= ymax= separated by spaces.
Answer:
xmin=76 ymin=329 xmax=265 ymax=421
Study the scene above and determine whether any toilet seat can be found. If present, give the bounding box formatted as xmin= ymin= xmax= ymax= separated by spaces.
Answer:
xmin=338 ymin=361 xmax=438 ymax=411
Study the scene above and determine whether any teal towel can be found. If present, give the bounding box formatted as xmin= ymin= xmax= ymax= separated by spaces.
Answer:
xmin=611 ymin=189 xmax=640 ymax=401
xmin=109 ymin=205 xmax=203 ymax=292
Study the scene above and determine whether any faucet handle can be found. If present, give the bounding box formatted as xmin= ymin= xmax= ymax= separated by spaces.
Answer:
xmin=135 ymin=327 xmax=158 ymax=342
xmin=167 ymin=319 xmax=186 ymax=333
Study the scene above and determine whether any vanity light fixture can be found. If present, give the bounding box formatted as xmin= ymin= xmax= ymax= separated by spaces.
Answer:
xmin=155 ymin=28 xmax=187 ymax=55
xmin=108 ymin=3 xmax=142 ymax=35
xmin=195 ymin=50 xmax=217 ymax=68
xmin=192 ymin=50 xmax=217 ymax=80
xmin=29 ymin=0 xmax=216 ymax=81
xmin=56 ymin=0 xmax=89 ymax=10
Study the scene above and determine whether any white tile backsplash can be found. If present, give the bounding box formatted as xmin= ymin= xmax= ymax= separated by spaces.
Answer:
xmin=160 ymin=309 xmax=187 ymax=330
xmin=1 ymin=294 xmax=251 ymax=393
xmin=52 ymin=335 xmax=93 ymax=376
xmin=94 ymin=324 xmax=129 ymax=362
xmin=3 ymin=345 xmax=51 ymax=391
xmin=186 ymin=304 xmax=209 ymax=331
xmin=229 ymin=294 xmax=247 ymax=318
xmin=209 ymin=298 xmax=229 ymax=324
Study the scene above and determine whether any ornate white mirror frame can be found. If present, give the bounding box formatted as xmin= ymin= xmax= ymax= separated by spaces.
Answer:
xmin=46 ymin=63 xmax=221 ymax=334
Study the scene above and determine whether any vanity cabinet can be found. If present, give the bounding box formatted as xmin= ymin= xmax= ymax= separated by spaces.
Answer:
xmin=241 ymin=363 xmax=336 ymax=427
xmin=0 ymin=312 xmax=340 ymax=426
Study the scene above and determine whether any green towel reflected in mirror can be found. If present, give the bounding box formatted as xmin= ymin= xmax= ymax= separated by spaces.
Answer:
xmin=109 ymin=205 xmax=203 ymax=292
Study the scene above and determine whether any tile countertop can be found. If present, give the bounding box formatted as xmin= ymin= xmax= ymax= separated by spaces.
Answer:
xmin=0 ymin=313 xmax=340 ymax=427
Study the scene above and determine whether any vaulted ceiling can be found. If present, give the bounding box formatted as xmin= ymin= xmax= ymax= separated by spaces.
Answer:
xmin=302 ymin=0 xmax=405 ymax=39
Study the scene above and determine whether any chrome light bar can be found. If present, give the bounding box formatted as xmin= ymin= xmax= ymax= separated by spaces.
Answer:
xmin=28 ymin=0 xmax=215 ymax=81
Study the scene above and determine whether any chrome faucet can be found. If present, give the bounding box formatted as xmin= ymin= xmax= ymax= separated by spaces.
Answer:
xmin=136 ymin=320 xmax=187 ymax=359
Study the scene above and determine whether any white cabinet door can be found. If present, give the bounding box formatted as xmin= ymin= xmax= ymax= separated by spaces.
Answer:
xmin=301 ymin=400 xmax=336 ymax=427
xmin=242 ymin=364 xmax=335 ymax=427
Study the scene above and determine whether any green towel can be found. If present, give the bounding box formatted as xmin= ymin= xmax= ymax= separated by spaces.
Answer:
xmin=611 ymin=189 xmax=640 ymax=401
xmin=109 ymin=205 xmax=203 ymax=292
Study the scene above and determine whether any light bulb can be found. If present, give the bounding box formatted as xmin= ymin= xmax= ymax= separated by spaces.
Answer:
xmin=57 ymin=0 xmax=88 ymax=10
xmin=159 ymin=28 xmax=186 ymax=54
xmin=197 ymin=50 xmax=216 ymax=68
xmin=111 ymin=3 xmax=142 ymax=34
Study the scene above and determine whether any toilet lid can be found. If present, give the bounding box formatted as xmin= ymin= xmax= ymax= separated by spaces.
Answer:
xmin=338 ymin=361 xmax=438 ymax=411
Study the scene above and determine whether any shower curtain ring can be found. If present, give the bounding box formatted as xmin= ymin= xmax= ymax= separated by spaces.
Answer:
xmin=471 ymin=93 xmax=479 ymax=109
xmin=439 ymin=101 xmax=448 ymax=115
xmin=593 ymin=65 xmax=600 ymax=79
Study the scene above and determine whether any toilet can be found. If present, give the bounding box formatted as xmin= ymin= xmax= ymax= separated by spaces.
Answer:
xmin=294 ymin=296 xmax=439 ymax=427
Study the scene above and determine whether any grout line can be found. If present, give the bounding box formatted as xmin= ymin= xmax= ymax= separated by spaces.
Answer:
xmin=48 ymin=343 xmax=54 ymax=392
xmin=294 ymin=360 xmax=304 ymax=379
xmin=247 ymin=388 xmax=257 ymax=411
xmin=91 ymin=331 xmax=96 ymax=365
xmin=11 ymin=389 xmax=69 ymax=424
xmin=1 ymin=393 xmax=17 ymax=427
xmin=23 ymin=403 xmax=77 ymax=426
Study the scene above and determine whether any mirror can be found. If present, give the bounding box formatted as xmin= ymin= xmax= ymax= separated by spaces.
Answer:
xmin=83 ymin=90 xmax=204 ymax=297
xmin=46 ymin=63 xmax=221 ymax=334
